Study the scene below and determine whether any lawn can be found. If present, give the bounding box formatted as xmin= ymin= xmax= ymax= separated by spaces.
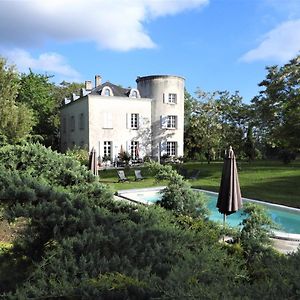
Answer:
xmin=99 ymin=160 xmax=300 ymax=208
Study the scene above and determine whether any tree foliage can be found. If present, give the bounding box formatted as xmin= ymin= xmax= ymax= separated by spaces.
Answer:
xmin=252 ymin=54 xmax=300 ymax=154
xmin=244 ymin=126 xmax=256 ymax=161
xmin=17 ymin=71 xmax=61 ymax=148
xmin=146 ymin=162 xmax=208 ymax=218
xmin=239 ymin=203 xmax=276 ymax=265
xmin=0 ymin=145 xmax=300 ymax=298
xmin=184 ymin=89 xmax=250 ymax=162
xmin=0 ymin=143 xmax=101 ymax=189
xmin=0 ymin=57 xmax=34 ymax=144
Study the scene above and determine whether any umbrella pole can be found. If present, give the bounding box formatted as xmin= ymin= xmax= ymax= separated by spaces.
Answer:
xmin=223 ymin=214 xmax=226 ymax=242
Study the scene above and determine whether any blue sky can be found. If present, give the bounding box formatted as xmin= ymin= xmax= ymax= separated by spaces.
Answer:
xmin=1 ymin=0 xmax=300 ymax=102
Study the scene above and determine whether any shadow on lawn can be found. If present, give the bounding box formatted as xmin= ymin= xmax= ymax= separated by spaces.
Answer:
xmin=239 ymin=175 xmax=300 ymax=207
xmin=193 ymin=175 xmax=300 ymax=208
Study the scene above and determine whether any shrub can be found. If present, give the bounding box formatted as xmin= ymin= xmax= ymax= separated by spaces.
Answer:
xmin=278 ymin=149 xmax=296 ymax=164
xmin=66 ymin=146 xmax=89 ymax=166
xmin=239 ymin=203 xmax=277 ymax=264
xmin=0 ymin=143 xmax=96 ymax=187
xmin=146 ymin=162 xmax=208 ymax=218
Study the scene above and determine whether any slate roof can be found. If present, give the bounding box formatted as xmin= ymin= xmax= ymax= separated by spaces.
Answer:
xmin=89 ymin=81 xmax=130 ymax=97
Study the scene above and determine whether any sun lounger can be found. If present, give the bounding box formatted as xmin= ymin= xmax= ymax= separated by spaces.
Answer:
xmin=117 ymin=170 xmax=129 ymax=182
xmin=189 ymin=170 xmax=200 ymax=180
xmin=134 ymin=169 xmax=144 ymax=181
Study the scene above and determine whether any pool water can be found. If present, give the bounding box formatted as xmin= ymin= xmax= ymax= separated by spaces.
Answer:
xmin=122 ymin=190 xmax=300 ymax=234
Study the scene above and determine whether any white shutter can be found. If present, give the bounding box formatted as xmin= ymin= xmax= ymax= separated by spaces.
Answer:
xmin=160 ymin=140 xmax=167 ymax=156
xmin=103 ymin=112 xmax=107 ymax=128
xmin=139 ymin=115 xmax=144 ymax=129
xmin=108 ymin=113 xmax=112 ymax=128
xmin=126 ymin=113 xmax=131 ymax=129
xmin=98 ymin=141 xmax=101 ymax=161
xmin=161 ymin=115 xmax=168 ymax=128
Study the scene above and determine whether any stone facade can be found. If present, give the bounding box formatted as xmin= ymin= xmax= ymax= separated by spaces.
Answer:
xmin=60 ymin=74 xmax=185 ymax=163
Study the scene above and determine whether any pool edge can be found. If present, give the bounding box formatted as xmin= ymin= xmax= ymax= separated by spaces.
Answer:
xmin=117 ymin=187 xmax=300 ymax=241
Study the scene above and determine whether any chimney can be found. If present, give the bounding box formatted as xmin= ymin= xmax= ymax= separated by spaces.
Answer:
xmin=95 ymin=75 xmax=102 ymax=87
xmin=85 ymin=80 xmax=92 ymax=91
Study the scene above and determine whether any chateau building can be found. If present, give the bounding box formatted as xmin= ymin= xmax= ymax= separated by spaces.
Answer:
xmin=60 ymin=74 xmax=184 ymax=163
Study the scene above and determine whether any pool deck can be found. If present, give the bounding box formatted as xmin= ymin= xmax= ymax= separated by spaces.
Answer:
xmin=116 ymin=187 xmax=300 ymax=254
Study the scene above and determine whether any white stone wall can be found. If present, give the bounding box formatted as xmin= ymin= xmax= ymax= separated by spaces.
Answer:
xmin=60 ymin=74 xmax=185 ymax=161
xmin=60 ymin=97 xmax=89 ymax=152
xmin=88 ymin=95 xmax=152 ymax=162
xmin=137 ymin=75 xmax=185 ymax=158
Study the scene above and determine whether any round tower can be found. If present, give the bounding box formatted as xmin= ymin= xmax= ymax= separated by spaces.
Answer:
xmin=136 ymin=75 xmax=185 ymax=159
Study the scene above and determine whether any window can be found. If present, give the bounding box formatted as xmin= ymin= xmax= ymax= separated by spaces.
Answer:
xmin=132 ymin=91 xmax=138 ymax=98
xmin=79 ymin=113 xmax=84 ymax=130
xmin=167 ymin=142 xmax=177 ymax=156
xmin=104 ymin=88 xmax=111 ymax=96
xmin=103 ymin=112 xmax=113 ymax=128
xmin=104 ymin=141 xmax=112 ymax=159
xmin=70 ymin=116 xmax=75 ymax=132
xmin=131 ymin=113 xmax=139 ymax=129
xmin=167 ymin=115 xmax=176 ymax=129
xmin=168 ymin=93 xmax=177 ymax=104
xmin=131 ymin=141 xmax=139 ymax=159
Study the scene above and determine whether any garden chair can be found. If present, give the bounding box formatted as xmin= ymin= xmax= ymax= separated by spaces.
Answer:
xmin=117 ymin=170 xmax=129 ymax=182
xmin=189 ymin=170 xmax=200 ymax=180
xmin=134 ymin=169 xmax=144 ymax=181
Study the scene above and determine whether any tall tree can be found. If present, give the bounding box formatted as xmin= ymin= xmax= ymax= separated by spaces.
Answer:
xmin=252 ymin=54 xmax=300 ymax=153
xmin=184 ymin=89 xmax=250 ymax=161
xmin=0 ymin=57 xmax=34 ymax=144
xmin=17 ymin=74 xmax=84 ymax=150
xmin=244 ymin=126 xmax=256 ymax=161
xmin=216 ymin=91 xmax=250 ymax=156
xmin=17 ymin=71 xmax=58 ymax=147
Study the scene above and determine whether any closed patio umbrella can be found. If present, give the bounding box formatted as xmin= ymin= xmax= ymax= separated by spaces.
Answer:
xmin=217 ymin=146 xmax=242 ymax=236
xmin=89 ymin=147 xmax=98 ymax=176
xmin=120 ymin=145 xmax=124 ymax=155
xmin=135 ymin=143 xmax=140 ymax=159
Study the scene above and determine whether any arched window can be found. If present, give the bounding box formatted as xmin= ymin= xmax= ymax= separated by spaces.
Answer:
xmin=129 ymin=89 xmax=140 ymax=98
xmin=132 ymin=90 xmax=137 ymax=98
xmin=101 ymin=86 xmax=113 ymax=96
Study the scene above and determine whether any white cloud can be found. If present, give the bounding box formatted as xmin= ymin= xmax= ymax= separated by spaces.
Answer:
xmin=2 ymin=48 xmax=81 ymax=81
xmin=0 ymin=0 xmax=209 ymax=51
xmin=241 ymin=19 xmax=300 ymax=63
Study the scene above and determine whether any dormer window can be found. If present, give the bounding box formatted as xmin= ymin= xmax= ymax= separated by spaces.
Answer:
xmin=129 ymin=88 xmax=140 ymax=98
xmin=101 ymin=86 xmax=114 ymax=96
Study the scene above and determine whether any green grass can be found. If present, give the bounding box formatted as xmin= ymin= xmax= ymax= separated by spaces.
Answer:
xmin=99 ymin=160 xmax=300 ymax=208
xmin=99 ymin=167 xmax=168 ymax=191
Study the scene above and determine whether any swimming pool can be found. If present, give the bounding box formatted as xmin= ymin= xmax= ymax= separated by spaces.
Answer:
xmin=118 ymin=187 xmax=300 ymax=236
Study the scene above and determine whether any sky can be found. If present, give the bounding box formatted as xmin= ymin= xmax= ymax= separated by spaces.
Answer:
xmin=0 ymin=0 xmax=300 ymax=103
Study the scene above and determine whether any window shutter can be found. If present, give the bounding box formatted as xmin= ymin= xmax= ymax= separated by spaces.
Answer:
xmin=126 ymin=113 xmax=130 ymax=129
xmin=103 ymin=112 xmax=107 ymax=128
xmin=160 ymin=140 xmax=167 ymax=156
xmin=98 ymin=141 xmax=101 ymax=161
xmin=163 ymin=93 xmax=165 ymax=103
xmin=108 ymin=113 xmax=112 ymax=128
xmin=161 ymin=115 xmax=167 ymax=129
